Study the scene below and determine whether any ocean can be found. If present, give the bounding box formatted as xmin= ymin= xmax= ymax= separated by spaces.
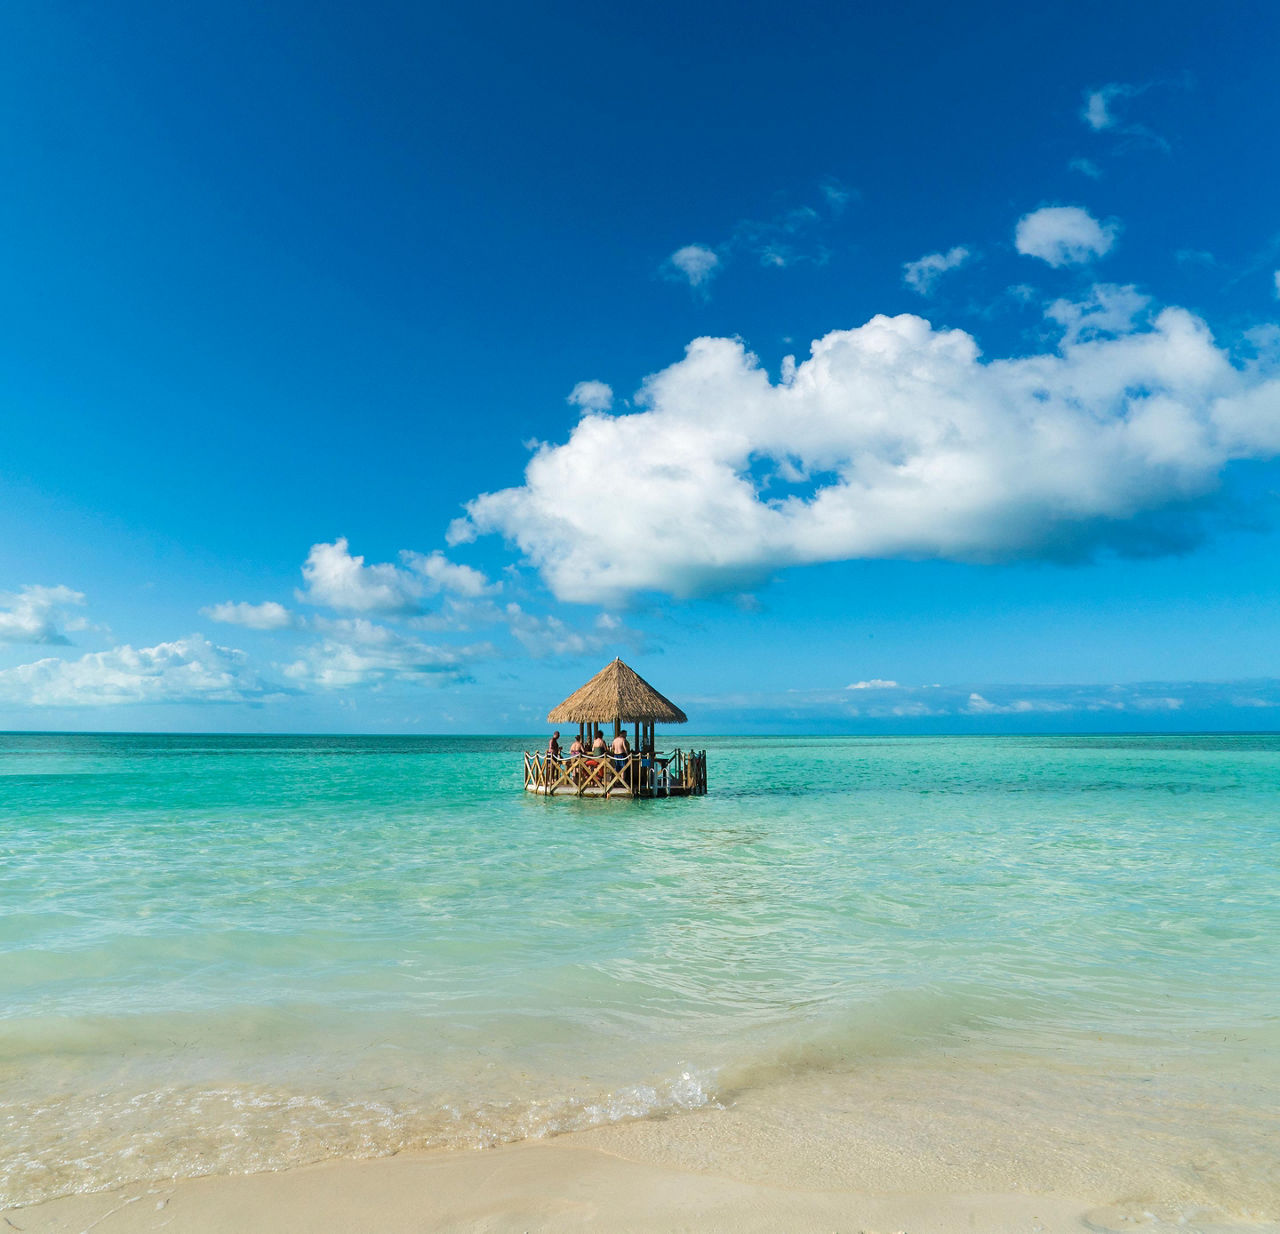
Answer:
xmin=2 ymin=732 xmax=1278 ymax=1217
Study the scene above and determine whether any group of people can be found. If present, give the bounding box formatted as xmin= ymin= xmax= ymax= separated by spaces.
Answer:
xmin=546 ymin=728 xmax=630 ymax=769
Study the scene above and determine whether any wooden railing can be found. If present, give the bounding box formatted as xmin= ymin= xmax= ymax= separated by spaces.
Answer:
xmin=523 ymin=749 xmax=707 ymax=797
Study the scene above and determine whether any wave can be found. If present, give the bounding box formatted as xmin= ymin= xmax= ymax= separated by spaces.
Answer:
xmin=0 ymin=1066 xmax=720 ymax=1208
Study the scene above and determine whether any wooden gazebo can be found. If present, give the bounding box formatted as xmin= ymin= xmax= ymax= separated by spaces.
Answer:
xmin=524 ymin=658 xmax=707 ymax=798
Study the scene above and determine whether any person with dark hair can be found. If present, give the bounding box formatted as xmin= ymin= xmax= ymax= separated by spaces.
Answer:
xmin=610 ymin=728 xmax=630 ymax=772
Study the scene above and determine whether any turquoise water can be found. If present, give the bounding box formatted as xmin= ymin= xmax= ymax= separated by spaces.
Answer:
xmin=2 ymin=733 xmax=1279 ymax=1208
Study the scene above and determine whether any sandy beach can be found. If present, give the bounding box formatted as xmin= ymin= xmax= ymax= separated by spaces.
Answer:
xmin=10 ymin=1131 xmax=1272 ymax=1234
xmin=12 ymin=1050 xmax=1279 ymax=1234
xmin=4 ymin=1141 xmax=1109 ymax=1234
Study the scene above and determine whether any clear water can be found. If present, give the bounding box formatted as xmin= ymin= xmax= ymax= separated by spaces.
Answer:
xmin=2 ymin=733 xmax=1278 ymax=1211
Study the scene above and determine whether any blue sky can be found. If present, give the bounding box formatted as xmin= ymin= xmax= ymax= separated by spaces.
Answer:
xmin=2 ymin=0 xmax=1280 ymax=733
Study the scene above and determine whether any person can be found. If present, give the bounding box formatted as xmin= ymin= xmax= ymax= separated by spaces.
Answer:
xmin=547 ymin=731 xmax=562 ymax=761
xmin=567 ymin=733 xmax=586 ymax=783
xmin=591 ymin=732 xmax=607 ymax=756
xmin=610 ymin=729 xmax=630 ymax=771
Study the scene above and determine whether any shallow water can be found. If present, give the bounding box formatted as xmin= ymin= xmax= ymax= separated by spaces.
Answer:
xmin=2 ymin=733 xmax=1278 ymax=1211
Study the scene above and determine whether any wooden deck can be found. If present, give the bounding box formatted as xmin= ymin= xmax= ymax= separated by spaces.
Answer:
xmin=523 ymin=749 xmax=707 ymax=798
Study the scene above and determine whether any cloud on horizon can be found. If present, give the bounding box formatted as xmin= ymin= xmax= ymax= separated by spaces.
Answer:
xmin=692 ymin=678 xmax=1280 ymax=726
xmin=0 ymin=635 xmax=268 ymax=706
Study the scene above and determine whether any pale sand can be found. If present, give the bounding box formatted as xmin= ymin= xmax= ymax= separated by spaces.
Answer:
xmin=0 ymin=1140 xmax=1163 ymax=1234
xmin=10 ymin=1061 xmax=1279 ymax=1234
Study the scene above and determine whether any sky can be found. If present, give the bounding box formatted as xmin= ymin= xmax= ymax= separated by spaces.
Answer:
xmin=2 ymin=0 xmax=1280 ymax=734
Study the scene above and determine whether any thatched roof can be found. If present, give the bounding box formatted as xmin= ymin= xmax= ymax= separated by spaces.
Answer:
xmin=547 ymin=658 xmax=688 ymax=725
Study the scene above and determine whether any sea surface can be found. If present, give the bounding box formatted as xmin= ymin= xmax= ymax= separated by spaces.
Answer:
xmin=2 ymin=732 xmax=1278 ymax=1217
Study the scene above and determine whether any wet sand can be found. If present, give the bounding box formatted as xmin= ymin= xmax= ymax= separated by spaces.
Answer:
xmin=0 ymin=1140 xmax=1169 ymax=1234
xmin=12 ymin=1057 xmax=1278 ymax=1234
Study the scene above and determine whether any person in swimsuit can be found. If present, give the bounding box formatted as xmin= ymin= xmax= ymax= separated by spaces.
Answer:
xmin=610 ymin=730 xmax=630 ymax=771
xmin=547 ymin=731 xmax=562 ymax=761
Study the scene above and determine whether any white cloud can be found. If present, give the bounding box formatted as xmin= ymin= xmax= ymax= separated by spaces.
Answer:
xmin=1274 ymin=270 xmax=1280 ymax=299
xmin=903 ymin=246 xmax=971 ymax=295
xmin=1069 ymin=157 xmax=1102 ymax=179
xmin=202 ymin=600 xmax=297 ymax=630
xmin=455 ymin=301 xmax=1280 ymax=604
xmin=696 ymin=679 xmax=1268 ymax=724
xmin=300 ymin=538 xmax=424 ymax=614
xmin=0 ymin=636 xmax=263 ymax=706
xmin=503 ymin=604 xmax=637 ymax=658
xmin=1046 ymin=283 xmax=1150 ymax=344
xmin=666 ymin=244 xmax=720 ymax=289
xmin=299 ymin=539 xmax=496 ymax=613
xmin=847 ymin=679 xmax=899 ymax=690
xmin=965 ymin=692 xmax=1074 ymax=715
xmin=283 ymin=618 xmax=493 ymax=689
xmin=968 ymin=689 xmax=1179 ymax=716
xmin=1015 ymin=206 xmax=1117 ymax=267
xmin=0 ymin=585 xmax=86 ymax=645
xmin=568 ymin=380 xmax=613 ymax=413
xmin=401 ymin=550 xmax=497 ymax=599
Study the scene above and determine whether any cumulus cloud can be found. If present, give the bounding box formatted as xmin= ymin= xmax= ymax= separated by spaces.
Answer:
xmin=0 ymin=585 xmax=86 ymax=645
xmin=665 ymin=244 xmax=720 ymax=289
xmin=847 ymin=679 xmax=899 ymax=690
xmin=0 ymin=636 xmax=265 ymax=706
xmin=454 ymin=301 xmax=1280 ymax=604
xmin=903 ymin=246 xmax=971 ymax=295
xmin=401 ymin=550 xmax=496 ymax=599
xmin=1015 ymin=206 xmax=1117 ymax=267
xmin=202 ymin=600 xmax=297 ymax=630
xmin=568 ymin=380 xmax=613 ymax=413
xmin=284 ymin=618 xmax=493 ymax=688
xmin=300 ymin=539 xmax=423 ymax=613
xmin=299 ymin=538 xmax=496 ymax=614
